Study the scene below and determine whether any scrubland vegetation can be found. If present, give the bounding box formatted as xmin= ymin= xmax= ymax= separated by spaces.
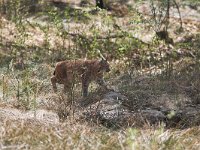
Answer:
xmin=0 ymin=0 xmax=200 ymax=149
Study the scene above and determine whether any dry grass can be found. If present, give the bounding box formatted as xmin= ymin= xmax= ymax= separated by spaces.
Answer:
xmin=0 ymin=118 xmax=123 ymax=150
xmin=0 ymin=1 xmax=200 ymax=149
xmin=127 ymin=126 xmax=200 ymax=150
xmin=0 ymin=117 xmax=199 ymax=150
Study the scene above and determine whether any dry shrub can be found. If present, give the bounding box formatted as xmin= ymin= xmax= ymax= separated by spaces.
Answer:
xmin=43 ymin=93 xmax=71 ymax=120
xmin=0 ymin=116 xmax=124 ymax=150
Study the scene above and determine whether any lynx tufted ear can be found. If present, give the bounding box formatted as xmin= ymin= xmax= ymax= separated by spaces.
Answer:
xmin=99 ymin=58 xmax=107 ymax=64
xmin=97 ymin=49 xmax=114 ymax=62
xmin=97 ymin=49 xmax=106 ymax=60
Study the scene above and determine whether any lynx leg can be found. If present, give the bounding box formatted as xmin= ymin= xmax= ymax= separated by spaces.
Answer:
xmin=96 ymin=77 xmax=107 ymax=88
xmin=51 ymin=76 xmax=57 ymax=92
xmin=82 ymin=80 xmax=89 ymax=97
xmin=63 ymin=83 xmax=71 ymax=94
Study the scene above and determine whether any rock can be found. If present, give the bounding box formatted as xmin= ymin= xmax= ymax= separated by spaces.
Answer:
xmin=0 ymin=108 xmax=59 ymax=125
xmin=84 ymin=91 xmax=168 ymax=127
xmin=83 ymin=91 xmax=133 ymax=128
xmin=139 ymin=109 xmax=167 ymax=124
xmin=82 ymin=90 xmax=200 ymax=128
xmin=104 ymin=91 xmax=128 ymax=102
xmin=25 ymin=109 xmax=59 ymax=124
xmin=166 ymin=105 xmax=200 ymax=128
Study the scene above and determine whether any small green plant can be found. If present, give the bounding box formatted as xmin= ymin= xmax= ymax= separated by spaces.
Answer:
xmin=14 ymin=69 xmax=38 ymax=110
xmin=2 ymin=74 xmax=8 ymax=101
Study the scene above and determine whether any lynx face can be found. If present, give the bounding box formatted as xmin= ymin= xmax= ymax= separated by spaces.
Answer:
xmin=99 ymin=59 xmax=110 ymax=73
xmin=51 ymin=58 xmax=110 ymax=97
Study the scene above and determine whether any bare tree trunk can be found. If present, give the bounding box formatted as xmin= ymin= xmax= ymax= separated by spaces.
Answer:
xmin=96 ymin=0 xmax=104 ymax=9
xmin=165 ymin=0 xmax=170 ymax=31
xmin=173 ymin=0 xmax=183 ymax=30
xmin=1 ymin=0 xmax=7 ymax=14
xmin=29 ymin=0 xmax=38 ymax=13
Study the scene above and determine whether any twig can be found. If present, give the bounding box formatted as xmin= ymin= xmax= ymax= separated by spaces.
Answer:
xmin=172 ymin=0 xmax=183 ymax=30
xmin=65 ymin=31 xmax=150 ymax=45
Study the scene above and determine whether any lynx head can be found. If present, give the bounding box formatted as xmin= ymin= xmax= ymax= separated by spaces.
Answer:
xmin=99 ymin=58 xmax=110 ymax=72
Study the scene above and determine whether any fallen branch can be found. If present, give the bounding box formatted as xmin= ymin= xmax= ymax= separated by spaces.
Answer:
xmin=25 ymin=17 xmax=150 ymax=45
xmin=65 ymin=31 xmax=150 ymax=45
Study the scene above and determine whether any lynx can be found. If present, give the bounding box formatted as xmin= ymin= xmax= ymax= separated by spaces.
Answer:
xmin=51 ymin=58 xmax=110 ymax=97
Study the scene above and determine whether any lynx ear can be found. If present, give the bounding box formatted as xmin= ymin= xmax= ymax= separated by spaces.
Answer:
xmin=99 ymin=58 xmax=104 ymax=63
xmin=98 ymin=58 xmax=105 ymax=66
xmin=100 ymin=58 xmax=107 ymax=62
xmin=97 ymin=49 xmax=106 ymax=60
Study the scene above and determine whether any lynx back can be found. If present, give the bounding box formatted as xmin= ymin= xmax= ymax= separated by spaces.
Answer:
xmin=51 ymin=58 xmax=110 ymax=97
